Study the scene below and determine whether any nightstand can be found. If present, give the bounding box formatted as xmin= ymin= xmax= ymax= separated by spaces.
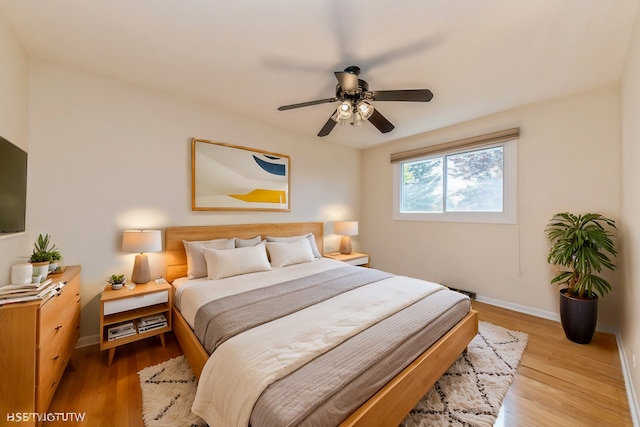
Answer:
xmin=99 ymin=281 xmax=172 ymax=366
xmin=324 ymin=252 xmax=370 ymax=267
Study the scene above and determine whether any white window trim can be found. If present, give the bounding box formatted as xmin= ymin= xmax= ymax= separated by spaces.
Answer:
xmin=393 ymin=140 xmax=517 ymax=224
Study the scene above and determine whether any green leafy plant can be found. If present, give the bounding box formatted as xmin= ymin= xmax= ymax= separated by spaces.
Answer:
xmin=29 ymin=250 xmax=52 ymax=263
xmin=545 ymin=212 xmax=617 ymax=298
xmin=29 ymin=233 xmax=57 ymax=263
xmin=107 ymin=274 xmax=126 ymax=284
xmin=50 ymin=249 xmax=62 ymax=261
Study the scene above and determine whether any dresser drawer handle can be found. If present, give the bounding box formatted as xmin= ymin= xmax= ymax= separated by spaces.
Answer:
xmin=52 ymin=355 xmax=59 ymax=361
xmin=55 ymin=325 xmax=63 ymax=331
xmin=51 ymin=381 xmax=56 ymax=388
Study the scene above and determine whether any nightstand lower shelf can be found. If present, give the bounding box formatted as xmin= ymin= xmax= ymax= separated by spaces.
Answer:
xmin=99 ymin=282 xmax=172 ymax=366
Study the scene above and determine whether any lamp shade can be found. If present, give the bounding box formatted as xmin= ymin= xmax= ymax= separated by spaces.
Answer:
xmin=334 ymin=221 xmax=358 ymax=236
xmin=336 ymin=101 xmax=353 ymax=120
xmin=122 ymin=230 xmax=162 ymax=253
xmin=356 ymin=100 xmax=374 ymax=119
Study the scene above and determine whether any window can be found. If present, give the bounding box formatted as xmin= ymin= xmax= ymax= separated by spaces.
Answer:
xmin=393 ymin=140 xmax=517 ymax=224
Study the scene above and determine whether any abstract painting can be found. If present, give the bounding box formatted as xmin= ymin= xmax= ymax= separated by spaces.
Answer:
xmin=192 ymin=139 xmax=290 ymax=211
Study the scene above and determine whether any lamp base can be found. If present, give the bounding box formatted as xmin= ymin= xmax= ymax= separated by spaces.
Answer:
xmin=339 ymin=236 xmax=353 ymax=254
xmin=131 ymin=253 xmax=151 ymax=284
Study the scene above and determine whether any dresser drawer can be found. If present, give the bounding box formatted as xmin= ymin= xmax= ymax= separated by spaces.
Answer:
xmin=56 ymin=275 xmax=80 ymax=305
xmin=104 ymin=290 xmax=168 ymax=315
xmin=36 ymin=346 xmax=69 ymax=413
xmin=39 ymin=306 xmax=80 ymax=366
xmin=40 ymin=291 xmax=80 ymax=348
xmin=37 ymin=308 xmax=79 ymax=413
xmin=345 ymin=255 xmax=369 ymax=266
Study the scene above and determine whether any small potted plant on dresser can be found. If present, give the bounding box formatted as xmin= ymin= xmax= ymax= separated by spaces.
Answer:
xmin=49 ymin=248 xmax=63 ymax=272
xmin=545 ymin=212 xmax=618 ymax=344
xmin=107 ymin=274 xmax=126 ymax=290
xmin=29 ymin=233 xmax=58 ymax=281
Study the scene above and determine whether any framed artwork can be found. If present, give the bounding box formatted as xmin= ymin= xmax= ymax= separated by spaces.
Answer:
xmin=191 ymin=138 xmax=290 ymax=211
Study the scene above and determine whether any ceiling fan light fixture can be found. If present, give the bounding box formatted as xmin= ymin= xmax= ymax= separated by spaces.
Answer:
xmin=351 ymin=112 xmax=365 ymax=127
xmin=277 ymin=65 xmax=433 ymax=137
xmin=356 ymin=100 xmax=374 ymax=120
xmin=336 ymin=100 xmax=353 ymax=121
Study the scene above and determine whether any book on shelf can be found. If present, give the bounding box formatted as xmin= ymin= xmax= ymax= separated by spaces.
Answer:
xmin=137 ymin=314 xmax=167 ymax=333
xmin=138 ymin=321 xmax=168 ymax=333
xmin=138 ymin=314 xmax=167 ymax=327
xmin=107 ymin=321 xmax=137 ymax=341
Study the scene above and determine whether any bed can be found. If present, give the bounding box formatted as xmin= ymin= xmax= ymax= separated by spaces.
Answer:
xmin=165 ymin=222 xmax=478 ymax=427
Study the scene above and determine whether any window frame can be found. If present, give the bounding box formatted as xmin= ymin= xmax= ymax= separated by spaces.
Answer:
xmin=393 ymin=139 xmax=517 ymax=224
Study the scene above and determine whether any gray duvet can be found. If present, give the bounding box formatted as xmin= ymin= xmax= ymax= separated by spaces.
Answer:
xmin=193 ymin=265 xmax=470 ymax=427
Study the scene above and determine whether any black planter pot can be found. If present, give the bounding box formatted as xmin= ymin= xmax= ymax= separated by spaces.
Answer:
xmin=559 ymin=289 xmax=598 ymax=344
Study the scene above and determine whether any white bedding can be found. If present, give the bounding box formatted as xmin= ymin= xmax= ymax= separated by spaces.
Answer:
xmin=174 ymin=258 xmax=447 ymax=427
xmin=174 ymin=257 xmax=347 ymax=328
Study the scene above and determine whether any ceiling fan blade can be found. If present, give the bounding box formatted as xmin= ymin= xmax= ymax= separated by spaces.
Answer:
xmin=372 ymin=89 xmax=433 ymax=102
xmin=278 ymin=97 xmax=337 ymax=111
xmin=368 ymin=109 xmax=395 ymax=134
xmin=334 ymin=71 xmax=359 ymax=93
xmin=317 ymin=116 xmax=337 ymax=137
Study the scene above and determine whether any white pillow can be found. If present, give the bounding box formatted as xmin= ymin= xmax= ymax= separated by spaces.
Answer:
xmin=183 ymin=238 xmax=235 ymax=279
xmin=265 ymin=233 xmax=321 ymax=258
xmin=203 ymin=241 xmax=271 ymax=280
xmin=235 ymin=236 xmax=261 ymax=248
xmin=266 ymin=239 xmax=316 ymax=268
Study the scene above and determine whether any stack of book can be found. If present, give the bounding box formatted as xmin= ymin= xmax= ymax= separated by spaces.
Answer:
xmin=137 ymin=314 xmax=168 ymax=333
xmin=0 ymin=279 xmax=59 ymax=305
xmin=107 ymin=321 xmax=137 ymax=341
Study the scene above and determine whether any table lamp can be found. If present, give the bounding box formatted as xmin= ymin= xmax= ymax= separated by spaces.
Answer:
xmin=122 ymin=230 xmax=162 ymax=284
xmin=334 ymin=221 xmax=358 ymax=254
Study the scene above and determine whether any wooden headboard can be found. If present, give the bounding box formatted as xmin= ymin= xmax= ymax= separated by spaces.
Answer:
xmin=164 ymin=222 xmax=324 ymax=283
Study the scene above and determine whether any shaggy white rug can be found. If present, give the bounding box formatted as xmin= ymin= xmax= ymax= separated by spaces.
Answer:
xmin=138 ymin=355 xmax=207 ymax=427
xmin=401 ymin=320 xmax=528 ymax=427
xmin=139 ymin=321 xmax=527 ymax=427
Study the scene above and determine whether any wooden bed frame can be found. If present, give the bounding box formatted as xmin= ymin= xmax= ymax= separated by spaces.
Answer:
xmin=165 ymin=222 xmax=478 ymax=427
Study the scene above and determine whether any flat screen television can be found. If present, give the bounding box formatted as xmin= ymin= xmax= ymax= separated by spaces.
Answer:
xmin=0 ymin=136 xmax=27 ymax=235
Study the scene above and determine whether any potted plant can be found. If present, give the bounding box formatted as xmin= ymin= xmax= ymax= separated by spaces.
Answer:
xmin=49 ymin=249 xmax=63 ymax=272
xmin=107 ymin=274 xmax=126 ymax=290
xmin=545 ymin=212 xmax=618 ymax=344
xmin=30 ymin=233 xmax=57 ymax=281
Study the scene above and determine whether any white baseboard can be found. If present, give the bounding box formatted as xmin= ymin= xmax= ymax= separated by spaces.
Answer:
xmin=475 ymin=295 xmax=618 ymax=334
xmin=475 ymin=295 xmax=639 ymax=426
xmin=616 ymin=335 xmax=640 ymax=426
xmin=475 ymin=295 xmax=560 ymax=322
xmin=76 ymin=334 xmax=99 ymax=348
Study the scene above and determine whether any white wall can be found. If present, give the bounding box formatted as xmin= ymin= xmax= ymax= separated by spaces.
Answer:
xmin=0 ymin=11 xmax=29 ymax=283
xmin=27 ymin=59 xmax=361 ymax=340
xmin=620 ymin=0 xmax=640 ymax=417
xmin=362 ymin=86 xmax=621 ymax=327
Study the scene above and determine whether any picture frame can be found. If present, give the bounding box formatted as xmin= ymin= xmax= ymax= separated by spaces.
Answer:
xmin=191 ymin=138 xmax=290 ymax=211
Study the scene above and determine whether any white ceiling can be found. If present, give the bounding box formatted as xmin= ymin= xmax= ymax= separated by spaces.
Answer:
xmin=0 ymin=0 xmax=637 ymax=149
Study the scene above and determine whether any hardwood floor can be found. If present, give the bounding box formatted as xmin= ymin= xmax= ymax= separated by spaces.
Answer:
xmin=45 ymin=302 xmax=633 ymax=426
xmin=475 ymin=301 xmax=633 ymax=427
xmin=47 ymin=334 xmax=182 ymax=427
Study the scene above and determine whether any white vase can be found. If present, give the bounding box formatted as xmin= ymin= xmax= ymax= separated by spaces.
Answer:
xmin=11 ymin=263 xmax=33 ymax=285
xmin=31 ymin=262 xmax=50 ymax=281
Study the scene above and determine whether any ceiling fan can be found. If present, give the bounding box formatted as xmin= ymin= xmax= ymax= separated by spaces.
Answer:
xmin=277 ymin=65 xmax=433 ymax=137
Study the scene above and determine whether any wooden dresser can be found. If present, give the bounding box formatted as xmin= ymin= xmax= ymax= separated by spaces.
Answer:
xmin=0 ymin=265 xmax=81 ymax=426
